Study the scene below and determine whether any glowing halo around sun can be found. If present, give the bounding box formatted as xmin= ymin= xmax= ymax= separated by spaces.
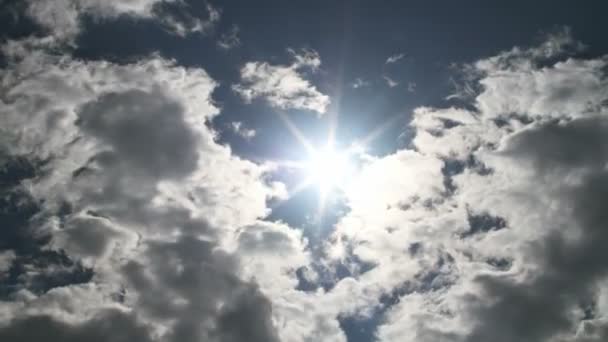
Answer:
xmin=270 ymin=108 xmax=392 ymax=218
xmin=278 ymin=143 xmax=359 ymax=218
xmin=305 ymin=145 xmax=355 ymax=197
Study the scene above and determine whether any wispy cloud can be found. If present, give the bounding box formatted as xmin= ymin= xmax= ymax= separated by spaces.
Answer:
xmin=230 ymin=121 xmax=256 ymax=140
xmin=233 ymin=49 xmax=330 ymax=115
xmin=351 ymin=77 xmax=371 ymax=89
xmin=386 ymin=52 xmax=405 ymax=64
xmin=384 ymin=75 xmax=399 ymax=87
xmin=217 ymin=25 xmax=241 ymax=50
xmin=407 ymin=81 xmax=417 ymax=92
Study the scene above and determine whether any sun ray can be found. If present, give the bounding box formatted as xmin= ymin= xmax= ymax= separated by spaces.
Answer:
xmin=356 ymin=113 xmax=404 ymax=150
xmin=275 ymin=109 xmax=316 ymax=155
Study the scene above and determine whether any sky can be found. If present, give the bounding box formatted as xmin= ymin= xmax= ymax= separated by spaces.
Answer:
xmin=1 ymin=1 xmax=608 ymax=341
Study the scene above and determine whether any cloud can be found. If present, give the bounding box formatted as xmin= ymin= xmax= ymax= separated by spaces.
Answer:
xmin=385 ymin=53 xmax=405 ymax=64
xmin=23 ymin=0 xmax=220 ymax=43
xmin=155 ymin=2 xmax=220 ymax=37
xmin=3 ymin=11 xmax=608 ymax=342
xmin=233 ymin=49 xmax=330 ymax=115
xmin=0 ymin=46 xmax=296 ymax=342
xmin=364 ymin=30 xmax=608 ymax=341
xmin=383 ymin=75 xmax=399 ymax=87
xmin=308 ymin=29 xmax=608 ymax=342
xmin=407 ymin=81 xmax=417 ymax=92
xmin=229 ymin=121 xmax=256 ymax=140
xmin=218 ymin=25 xmax=241 ymax=50
xmin=0 ymin=309 xmax=155 ymax=342
xmin=351 ymin=78 xmax=371 ymax=89
xmin=0 ymin=251 xmax=15 ymax=276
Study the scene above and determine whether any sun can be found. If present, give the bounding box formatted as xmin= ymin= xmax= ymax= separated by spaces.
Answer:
xmin=306 ymin=145 xmax=354 ymax=196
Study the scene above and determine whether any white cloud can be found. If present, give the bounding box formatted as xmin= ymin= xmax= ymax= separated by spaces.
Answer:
xmin=156 ymin=2 xmax=221 ymax=37
xmin=351 ymin=78 xmax=371 ymax=89
xmin=3 ymin=19 xmax=608 ymax=342
xmin=386 ymin=53 xmax=405 ymax=64
xmin=233 ymin=49 xmax=330 ymax=115
xmin=230 ymin=121 xmax=256 ymax=140
xmin=24 ymin=0 xmax=220 ymax=42
xmin=0 ymin=47 xmax=302 ymax=342
xmin=383 ymin=75 xmax=399 ymax=87
xmin=315 ymin=29 xmax=608 ymax=342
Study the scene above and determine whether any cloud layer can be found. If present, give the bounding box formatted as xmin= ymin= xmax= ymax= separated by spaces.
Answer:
xmin=1 ymin=5 xmax=608 ymax=341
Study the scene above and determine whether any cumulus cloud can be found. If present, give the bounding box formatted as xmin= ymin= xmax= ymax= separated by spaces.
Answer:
xmin=319 ymin=29 xmax=608 ymax=342
xmin=3 ymin=8 xmax=608 ymax=341
xmin=233 ymin=49 xmax=330 ymax=115
xmin=0 ymin=44 xmax=300 ymax=342
xmin=23 ymin=0 xmax=220 ymax=43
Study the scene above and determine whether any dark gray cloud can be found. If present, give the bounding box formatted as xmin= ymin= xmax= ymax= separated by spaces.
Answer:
xmin=56 ymin=216 xmax=121 ymax=258
xmin=503 ymin=117 xmax=608 ymax=172
xmin=0 ymin=309 xmax=154 ymax=342
xmin=123 ymin=234 xmax=280 ymax=342
xmin=78 ymin=89 xmax=199 ymax=180
xmin=466 ymin=166 xmax=608 ymax=342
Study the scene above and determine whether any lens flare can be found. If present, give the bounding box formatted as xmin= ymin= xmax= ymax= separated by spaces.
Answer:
xmin=306 ymin=146 xmax=353 ymax=195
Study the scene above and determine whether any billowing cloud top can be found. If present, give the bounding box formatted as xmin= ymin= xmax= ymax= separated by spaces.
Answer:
xmin=1 ymin=3 xmax=608 ymax=342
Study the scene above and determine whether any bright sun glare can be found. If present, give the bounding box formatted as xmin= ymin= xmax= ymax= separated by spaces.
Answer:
xmin=272 ymin=110 xmax=383 ymax=215
xmin=306 ymin=146 xmax=354 ymax=196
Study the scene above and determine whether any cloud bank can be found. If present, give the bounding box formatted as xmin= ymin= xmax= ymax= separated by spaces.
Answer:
xmin=2 ymin=6 xmax=608 ymax=341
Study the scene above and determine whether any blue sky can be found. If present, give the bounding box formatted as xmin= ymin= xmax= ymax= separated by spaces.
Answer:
xmin=1 ymin=1 xmax=608 ymax=341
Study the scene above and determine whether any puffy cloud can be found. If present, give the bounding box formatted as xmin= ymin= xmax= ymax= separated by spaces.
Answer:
xmin=24 ymin=0 xmax=220 ymax=43
xmin=314 ymin=29 xmax=608 ymax=342
xmin=233 ymin=49 xmax=330 ymax=115
xmin=0 ymin=45 xmax=298 ymax=342
xmin=4 ymin=12 xmax=608 ymax=342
